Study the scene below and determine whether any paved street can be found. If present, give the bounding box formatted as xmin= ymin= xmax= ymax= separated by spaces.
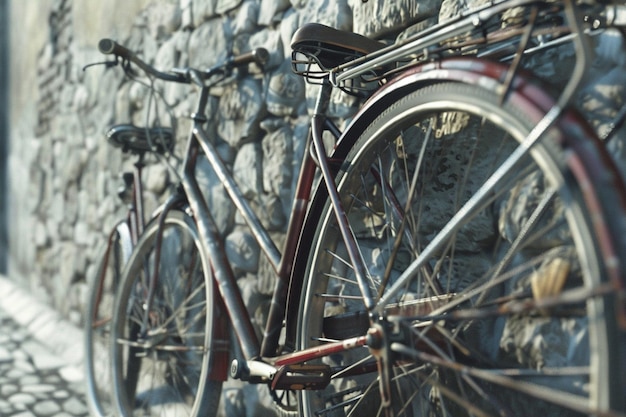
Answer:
xmin=0 ymin=276 xmax=90 ymax=417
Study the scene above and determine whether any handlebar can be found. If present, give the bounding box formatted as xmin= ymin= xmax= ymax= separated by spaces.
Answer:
xmin=98 ymin=38 xmax=133 ymax=57
xmin=98 ymin=38 xmax=269 ymax=83
xmin=225 ymin=48 xmax=270 ymax=68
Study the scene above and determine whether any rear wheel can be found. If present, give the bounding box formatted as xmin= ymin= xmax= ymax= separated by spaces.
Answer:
xmin=111 ymin=210 xmax=224 ymax=417
xmin=298 ymin=82 xmax=625 ymax=416
xmin=85 ymin=224 xmax=132 ymax=417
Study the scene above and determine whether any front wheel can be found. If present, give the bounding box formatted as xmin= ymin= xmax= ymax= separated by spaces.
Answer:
xmin=298 ymin=82 xmax=626 ymax=416
xmin=111 ymin=210 xmax=225 ymax=417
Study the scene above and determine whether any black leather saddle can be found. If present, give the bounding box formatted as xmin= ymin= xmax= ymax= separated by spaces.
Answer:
xmin=291 ymin=23 xmax=386 ymax=70
xmin=106 ymin=124 xmax=174 ymax=155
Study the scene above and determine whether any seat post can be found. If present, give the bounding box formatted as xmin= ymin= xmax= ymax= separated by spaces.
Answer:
xmin=313 ymin=77 xmax=333 ymax=117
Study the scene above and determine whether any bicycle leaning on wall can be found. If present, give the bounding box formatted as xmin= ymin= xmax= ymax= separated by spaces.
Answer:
xmin=83 ymin=123 xmax=174 ymax=417
xmin=94 ymin=0 xmax=626 ymax=415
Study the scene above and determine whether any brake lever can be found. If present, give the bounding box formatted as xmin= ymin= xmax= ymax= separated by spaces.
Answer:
xmin=82 ymin=58 xmax=120 ymax=72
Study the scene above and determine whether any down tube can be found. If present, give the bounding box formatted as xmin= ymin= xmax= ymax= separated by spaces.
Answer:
xmin=181 ymin=157 xmax=261 ymax=360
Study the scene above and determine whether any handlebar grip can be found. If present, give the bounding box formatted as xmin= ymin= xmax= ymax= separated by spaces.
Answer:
xmin=98 ymin=38 xmax=134 ymax=59
xmin=227 ymin=48 xmax=270 ymax=68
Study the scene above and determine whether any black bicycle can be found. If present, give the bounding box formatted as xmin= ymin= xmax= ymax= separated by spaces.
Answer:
xmin=95 ymin=0 xmax=626 ymax=415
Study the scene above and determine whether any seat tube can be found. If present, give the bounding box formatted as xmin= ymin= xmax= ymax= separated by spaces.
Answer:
xmin=131 ymin=160 xmax=145 ymax=239
xmin=310 ymin=79 xmax=376 ymax=311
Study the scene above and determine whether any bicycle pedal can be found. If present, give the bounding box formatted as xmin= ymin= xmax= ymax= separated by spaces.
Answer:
xmin=271 ymin=364 xmax=331 ymax=391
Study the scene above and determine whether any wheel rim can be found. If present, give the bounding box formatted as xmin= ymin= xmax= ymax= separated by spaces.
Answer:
xmin=298 ymin=86 xmax=614 ymax=417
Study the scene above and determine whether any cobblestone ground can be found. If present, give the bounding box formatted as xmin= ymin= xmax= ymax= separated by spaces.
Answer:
xmin=0 ymin=306 xmax=90 ymax=417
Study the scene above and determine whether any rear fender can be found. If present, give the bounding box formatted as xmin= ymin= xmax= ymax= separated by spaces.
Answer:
xmin=334 ymin=57 xmax=563 ymax=157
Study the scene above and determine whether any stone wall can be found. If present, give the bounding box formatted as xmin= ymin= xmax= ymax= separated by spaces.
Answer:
xmin=8 ymin=0 xmax=440 ymax=333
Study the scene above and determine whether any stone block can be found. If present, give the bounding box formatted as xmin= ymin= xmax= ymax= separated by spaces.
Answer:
xmin=350 ymin=0 xmax=442 ymax=37
xmin=217 ymin=79 xmax=265 ymax=147
xmin=233 ymin=142 xmax=261 ymax=200
xmin=258 ymin=0 xmax=290 ymax=26
xmin=226 ymin=229 xmax=260 ymax=274
xmin=188 ymin=17 xmax=231 ymax=69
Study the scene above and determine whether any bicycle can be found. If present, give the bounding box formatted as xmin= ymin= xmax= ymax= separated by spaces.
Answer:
xmin=96 ymin=0 xmax=626 ymax=415
xmin=84 ymin=124 xmax=174 ymax=417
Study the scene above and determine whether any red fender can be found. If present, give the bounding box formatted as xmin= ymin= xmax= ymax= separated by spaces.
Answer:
xmin=336 ymin=58 xmax=569 ymax=153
